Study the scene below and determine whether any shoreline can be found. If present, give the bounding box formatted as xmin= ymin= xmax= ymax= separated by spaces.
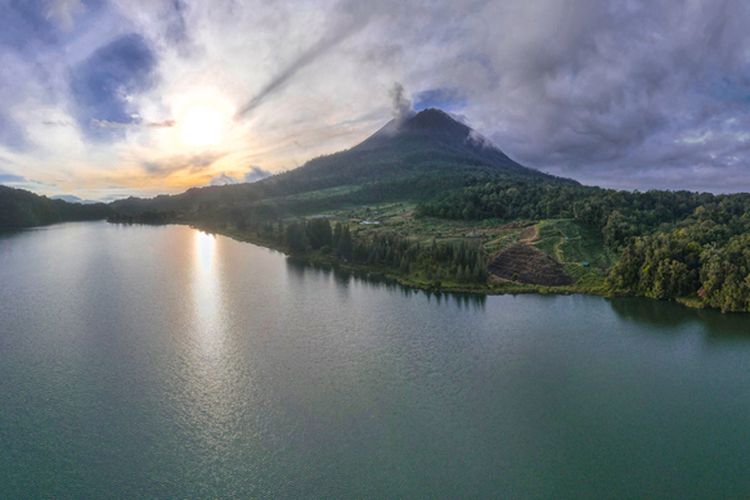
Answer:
xmin=94 ymin=218 xmax=723 ymax=314
xmin=191 ymin=223 xmax=584 ymax=295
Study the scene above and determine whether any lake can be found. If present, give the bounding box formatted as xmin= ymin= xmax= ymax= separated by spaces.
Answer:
xmin=1 ymin=221 xmax=750 ymax=498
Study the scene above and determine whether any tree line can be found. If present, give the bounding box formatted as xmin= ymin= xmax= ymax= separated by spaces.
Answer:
xmin=607 ymin=200 xmax=750 ymax=312
xmin=416 ymin=180 xmax=717 ymax=249
xmin=269 ymin=218 xmax=487 ymax=286
xmin=0 ymin=185 xmax=112 ymax=228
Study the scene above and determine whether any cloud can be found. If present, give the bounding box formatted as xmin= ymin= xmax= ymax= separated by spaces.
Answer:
xmin=235 ymin=11 xmax=366 ymax=119
xmin=0 ymin=0 xmax=62 ymax=51
xmin=42 ymin=119 xmax=74 ymax=127
xmin=413 ymin=87 xmax=466 ymax=112
xmin=244 ymin=165 xmax=272 ymax=183
xmin=147 ymin=119 xmax=176 ymax=128
xmin=69 ymin=33 xmax=157 ymax=140
xmin=0 ymin=111 xmax=29 ymax=150
xmin=91 ymin=118 xmax=175 ymax=129
xmin=209 ymin=165 xmax=272 ymax=186
xmin=209 ymin=172 xmax=238 ymax=186
xmin=467 ymin=129 xmax=494 ymax=150
xmin=451 ymin=0 xmax=750 ymax=191
xmin=163 ymin=0 xmax=189 ymax=45
xmin=45 ymin=0 xmax=85 ymax=31
xmin=0 ymin=172 xmax=27 ymax=184
xmin=142 ymin=152 xmax=225 ymax=178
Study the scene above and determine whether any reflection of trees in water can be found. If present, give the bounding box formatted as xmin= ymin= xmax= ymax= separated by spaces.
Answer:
xmin=609 ymin=297 xmax=750 ymax=337
xmin=422 ymin=289 xmax=486 ymax=310
xmin=285 ymin=257 xmax=486 ymax=310
xmin=0 ymin=228 xmax=32 ymax=244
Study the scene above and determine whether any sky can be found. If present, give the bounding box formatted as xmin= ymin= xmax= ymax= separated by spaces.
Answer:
xmin=1 ymin=0 xmax=750 ymax=200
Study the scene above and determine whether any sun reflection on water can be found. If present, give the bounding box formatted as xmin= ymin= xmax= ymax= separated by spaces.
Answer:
xmin=186 ymin=230 xmax=246 ymax=453
xmin=195 ymin=230 xmax=216 ymax=273
xmin=191 ymin=231 xmax=223 ymax=343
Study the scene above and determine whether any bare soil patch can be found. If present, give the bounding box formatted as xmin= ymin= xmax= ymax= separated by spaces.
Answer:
xmin=518 ymin=225 xmax=538 ymax=243
xmin=488 ymin=244 xmax=573 ymax=286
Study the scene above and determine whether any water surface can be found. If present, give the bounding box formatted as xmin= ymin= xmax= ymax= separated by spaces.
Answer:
xmin=1 ymin=222 xmax=750 ymax=498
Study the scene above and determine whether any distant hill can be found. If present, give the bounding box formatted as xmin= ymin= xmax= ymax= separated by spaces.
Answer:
xmin=51 ymin=194 xmax=99 ymax=205
xmin=111 ymin=108 xmax=572 ymax=217
xmin=0 ymin=185 xmax=112 ymax=228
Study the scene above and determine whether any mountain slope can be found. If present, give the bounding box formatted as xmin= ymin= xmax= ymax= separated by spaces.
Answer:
xmin=112 ymin=108 xmax=572 ymax=216
xmin=292 ymin=108 xmax=549 ymax=185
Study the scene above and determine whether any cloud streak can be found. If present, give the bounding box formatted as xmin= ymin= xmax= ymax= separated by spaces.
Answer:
xmin=235 ymin=13 xmax=365 ymax=119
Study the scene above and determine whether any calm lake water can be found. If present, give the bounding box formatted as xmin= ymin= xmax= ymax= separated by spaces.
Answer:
xmin=2 ymin=222 xmax=750 ymax=498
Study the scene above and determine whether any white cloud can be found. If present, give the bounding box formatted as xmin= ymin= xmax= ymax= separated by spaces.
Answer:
xmin=209 ymin=172 xmax=238 ymax=186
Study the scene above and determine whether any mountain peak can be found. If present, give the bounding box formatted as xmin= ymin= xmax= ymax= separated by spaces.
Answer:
xmin=398 ymin=108 xmax=472 ymax=138
xmin=339 ymin=106 xmax=545 ymax=179
xmin=358 ymin=107 xmax=476 ymax=151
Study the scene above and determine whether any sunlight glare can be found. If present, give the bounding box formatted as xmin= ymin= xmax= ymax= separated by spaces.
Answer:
xmin=175 ymin=91 xmax=234 ymax=148
xmin=192 ymin=230 xmax=223 ymax=340
xmin=195 ymin=230 xmax=216 ymax=272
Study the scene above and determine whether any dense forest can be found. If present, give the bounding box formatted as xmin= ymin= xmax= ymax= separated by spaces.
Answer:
xmin=0 ymin=185 xmax=112 ymax=228
xmin=244 ymin=217 xmax=487 ymax=287
xmin=417 ymin=180 xmax=750 ymax=311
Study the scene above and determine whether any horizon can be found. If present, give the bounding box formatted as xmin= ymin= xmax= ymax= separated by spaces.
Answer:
xmin=4 ymin=105 xmax=750 ymax=203
xmin=2 ymin=1 xmax=750 ymax=199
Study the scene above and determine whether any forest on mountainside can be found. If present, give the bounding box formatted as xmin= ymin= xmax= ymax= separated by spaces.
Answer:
xmin=0 ymin=185 xmax=112 ymax=228
xmin=417 ymin=180 xmax=750 ymax=311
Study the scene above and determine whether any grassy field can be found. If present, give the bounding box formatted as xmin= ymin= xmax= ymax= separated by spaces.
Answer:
xmin=533 ymin=219 xmax=616 ymax=292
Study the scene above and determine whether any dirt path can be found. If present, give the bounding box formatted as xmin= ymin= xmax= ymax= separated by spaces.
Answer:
xmin=518 ymin=224 xmax=539 ymax=244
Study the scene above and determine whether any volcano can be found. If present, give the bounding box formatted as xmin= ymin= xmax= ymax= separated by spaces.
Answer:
xmin=110 ymin=108 xmax=571 ymax=215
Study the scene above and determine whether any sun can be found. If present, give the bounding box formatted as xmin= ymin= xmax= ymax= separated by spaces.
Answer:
xmin=180 ymin=106 xmax=225 ymax=147
xmin=174 ymin=91 xmax=234 ymax=148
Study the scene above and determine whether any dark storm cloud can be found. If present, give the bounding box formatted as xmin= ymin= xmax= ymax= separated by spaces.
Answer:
xmin=69 ymin=33 xmax=157 ymax=140
xmin=0 ymin=0 xmax=64 ymax=50
xmin=453 ymin=0 xmax=750 ymax=191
